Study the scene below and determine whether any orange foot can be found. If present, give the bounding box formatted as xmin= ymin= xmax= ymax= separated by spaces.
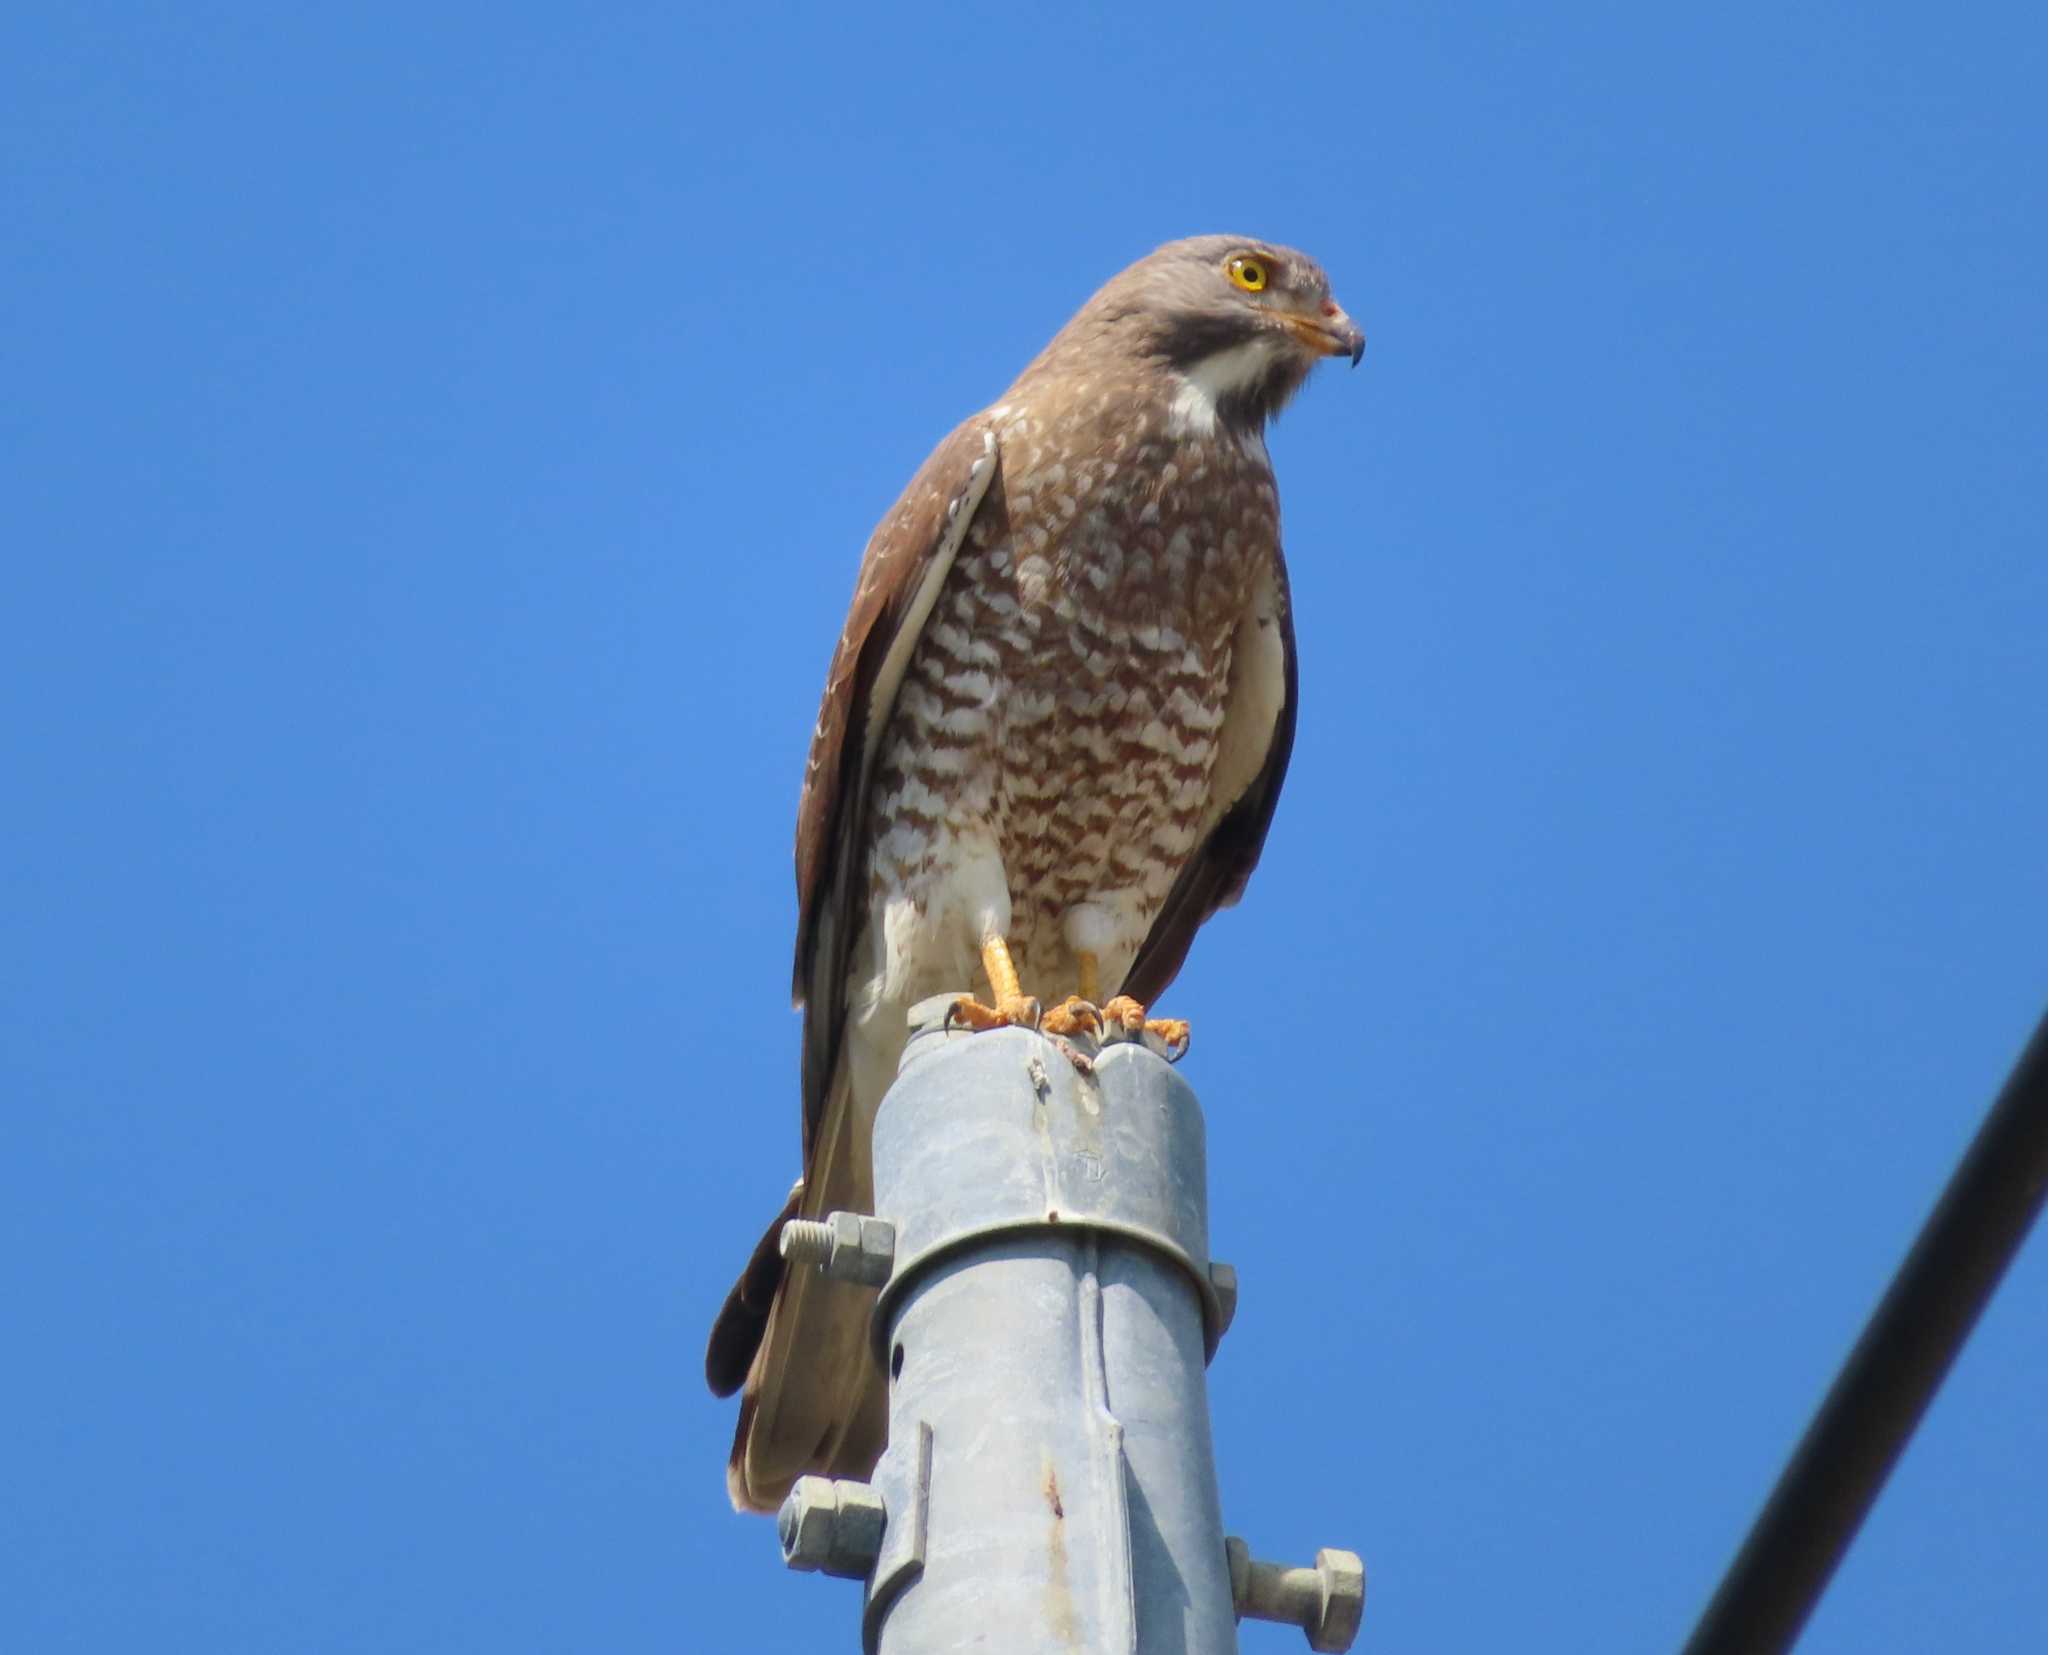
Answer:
xmin=945 ymin=992 xmax=1042 ymax=1033
xmin=1101 ymin=995 xmax=1191 ymax=1061
xmin=1041 ymin=996 xmax=1104 ymax=1039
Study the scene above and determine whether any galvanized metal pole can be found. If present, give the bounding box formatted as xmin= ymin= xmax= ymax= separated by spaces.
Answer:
xmin=775 ymin=997 xmax=1363 ymax=1655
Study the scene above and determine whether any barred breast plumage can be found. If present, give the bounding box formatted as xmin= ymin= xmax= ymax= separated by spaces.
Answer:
xmin=861 ymin=391 xmax=1280 ymax=1027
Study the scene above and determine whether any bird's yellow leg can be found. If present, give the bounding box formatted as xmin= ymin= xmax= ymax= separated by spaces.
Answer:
xmin=983 ymin=935 xmax=1023 ymax=1004
xmin=1043 ymin=949 xmax=1105 ymax=1039
xmin=946 ymin=936 xmax=1043 ymax=1032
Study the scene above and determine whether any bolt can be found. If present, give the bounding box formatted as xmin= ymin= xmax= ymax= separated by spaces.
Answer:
xmin=779 ymin=1219 xmax=835 ymax=1267
xmin=778 ymin=1475 xmax=888 ymax=1579
xmin=1209 ymin=1259 xmax=1239 ymax=1340
xmin=779 ymin=1211 xmax=896 ymax=1287
xmin=1226 ymin=1536 xmax=1366 ymax=1654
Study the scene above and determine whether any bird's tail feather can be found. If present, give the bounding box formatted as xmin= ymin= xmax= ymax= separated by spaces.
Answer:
xmin=718 ymin=1061 xmax=888 ymax=1514
xmin=704 ymin=1183 xmax=800 ymax=1400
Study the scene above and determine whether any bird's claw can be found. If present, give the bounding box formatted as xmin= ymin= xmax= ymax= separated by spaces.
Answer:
xmin=1041 ymin=996 xmax=1104 ymax=1039
xmin=944 ymin=992 xmax=1043 ymax=1034
xmin=942 ymin=989 xmax=1184 ymax=1062
xmin=1100 ymin=995 xmax=1191 ymax=1061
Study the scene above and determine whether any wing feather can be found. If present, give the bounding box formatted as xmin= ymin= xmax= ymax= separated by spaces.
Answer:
xmin=792 ymin=421 xmax=999 ymax=1154
xmin=703 ymin=419 xmax=1000 ymax=1509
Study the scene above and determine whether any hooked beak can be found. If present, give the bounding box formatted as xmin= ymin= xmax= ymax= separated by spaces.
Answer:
xmin=1284 ymin=303 xmax=1366 ymax=367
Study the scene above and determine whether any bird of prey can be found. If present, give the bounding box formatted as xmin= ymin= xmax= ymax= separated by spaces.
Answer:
xmin=705 ymin=235 xmax=1363 ymax=1513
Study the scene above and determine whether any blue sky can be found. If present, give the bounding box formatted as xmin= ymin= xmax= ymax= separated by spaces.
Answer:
xmin=4 ymin=3 xmax=2044 ymax=1650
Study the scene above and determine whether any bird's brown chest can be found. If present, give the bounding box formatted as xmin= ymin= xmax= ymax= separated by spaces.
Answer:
xmin=867 ymin=414 xmax=1279 ymax=950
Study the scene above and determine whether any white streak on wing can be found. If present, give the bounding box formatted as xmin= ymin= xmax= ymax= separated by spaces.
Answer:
xmin=857 ymin=432 xmax=999 ymax=781
xmin=1196 ymin=553 xmax=1291 ymax=894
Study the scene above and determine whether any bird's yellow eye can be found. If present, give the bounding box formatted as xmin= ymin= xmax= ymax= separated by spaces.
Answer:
xmin=1228 ymin=255 xmax=1269 ymax=293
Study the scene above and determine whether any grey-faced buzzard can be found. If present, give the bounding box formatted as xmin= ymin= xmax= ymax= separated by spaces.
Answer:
xmin=706 ymin=235 xmax=1363 ymax=1512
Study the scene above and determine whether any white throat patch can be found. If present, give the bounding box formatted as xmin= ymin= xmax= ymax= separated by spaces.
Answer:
xmin=1167 ymin=339 xmax=1277 ymax=439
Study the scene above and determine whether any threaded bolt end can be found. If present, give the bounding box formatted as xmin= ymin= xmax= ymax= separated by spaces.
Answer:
xmin=780 ymin=1218 xmax=836 ymax=1265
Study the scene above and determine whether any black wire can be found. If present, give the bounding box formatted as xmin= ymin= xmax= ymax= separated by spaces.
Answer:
xmin=1681 ymin=1004 xmax=2048 ymax=1655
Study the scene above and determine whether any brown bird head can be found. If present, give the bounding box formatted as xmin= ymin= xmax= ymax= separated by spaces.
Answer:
xmin=1020 ymin=234 xmax=1364 ymax=433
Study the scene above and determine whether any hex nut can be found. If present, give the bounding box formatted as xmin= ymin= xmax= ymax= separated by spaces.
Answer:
xmin=1309 ymin=1548 xmax=1365 ymax=1654
xmin=778 ymin=1476 xmax=887 ymax=1580
xmin=829 ymin=1212 xmax=897 ymax=1286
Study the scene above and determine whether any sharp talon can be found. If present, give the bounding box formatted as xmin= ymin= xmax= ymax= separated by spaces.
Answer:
xmin=947 ymin=994 xmax=997 ymax=1032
